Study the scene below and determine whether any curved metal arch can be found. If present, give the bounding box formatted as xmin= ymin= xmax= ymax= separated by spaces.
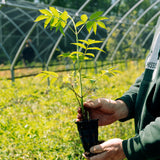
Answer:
xmin=46 ymin=0 xmax=91 ymax=69
xmin=16 ymin=8 xmax=61 ymax=58
xmin=0 ymin=42 xmax=11 ymax=63
xmin=10 ymin=22 xmax=38 ymax=80
xmin=111 ymin=0 xmax=160 ymax=61
xmin=17 ymin=8 xmax=69 ymax=62
xmin=0 ymin=7 xmax=30 ymax=45
xmin=0 ymin=0 xmax=42 ymax=11
xmin=0 ymin=8 xmax=43 ymax=63
xmin=16 ymin=8 xmax=51 ymax=62
xmin=2 ymin=13 xmax=31 ymax=44
xmin=94 ymin=0 xmax=144 ymax=62
xmin=79 ymin=0 xmax=121 ymax=53
xmin=131 ymin=11 xmax=160 ymax=48
xmin=0 ymin=10 xmax=24 ymax=36
xmin=142 ymin=27 xmax=155 ymax=47
xmin=0 ymin=10 xmax=28 ymax=61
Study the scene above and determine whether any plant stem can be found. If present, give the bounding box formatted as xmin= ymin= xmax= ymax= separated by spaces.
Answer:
xmin=69 ymin=16 xmax=85 ymax=119
xmin=76 ymin=29 xmax=85 ymax=118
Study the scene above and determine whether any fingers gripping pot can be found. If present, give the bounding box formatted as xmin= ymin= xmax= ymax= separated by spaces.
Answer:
xmin=75 ymin=119 xmax=99 ymax=157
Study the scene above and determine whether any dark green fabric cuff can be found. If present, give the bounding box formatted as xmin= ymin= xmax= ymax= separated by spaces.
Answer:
xmin=122 ymin=136 xmax=146 ymax=160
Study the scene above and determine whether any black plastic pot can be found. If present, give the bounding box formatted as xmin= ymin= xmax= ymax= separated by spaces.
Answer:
xmin=75 ymin=119 xmax=98 ymax=157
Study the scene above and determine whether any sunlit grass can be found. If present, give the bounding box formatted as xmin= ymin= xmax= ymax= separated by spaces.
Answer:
xmin=0 ymin=60 xmax=144 ymax=159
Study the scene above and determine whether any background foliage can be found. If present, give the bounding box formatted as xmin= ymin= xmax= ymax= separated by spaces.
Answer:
xmin=0 ymin=60 xmax=144 ymax=159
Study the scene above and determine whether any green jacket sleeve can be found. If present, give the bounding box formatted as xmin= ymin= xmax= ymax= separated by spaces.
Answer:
xmin=117 ymin=72 xmax=144 ymax=121
xmin=123 ymin=117 xmax=160 ymax=160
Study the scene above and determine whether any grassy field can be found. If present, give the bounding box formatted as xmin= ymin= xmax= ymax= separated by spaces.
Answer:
xmin=0 ymin=60 xmax=144 ymax=159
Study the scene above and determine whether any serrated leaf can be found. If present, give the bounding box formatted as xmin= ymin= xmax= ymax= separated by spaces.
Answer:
xmin=78 ymin=40 xmax=89 ymax=45
xmin=71 ymin=43 xmax=86 ymax=49
xmin=60 ymin=11 xmax=69 ymax=21
xmin=44 ymin=17 xmax=52 ymax=28
xmin=85 ymin=53 xmax=95 ymax=57
xmin=84 ymin=56 xmax=90 ymax=60
xmin=81 ymin=14 xmax=88 ymax=22
xmin=86 ymin=21 xmax=94 ymax=33
xmin=50 ymin=17 xmax=58 ymax=27
xmin=49 ymin=7 xmax=59 ymax=17
xmin=69 ymin=55 xmax=77 ymax=63
xmin=58 ymin=52 xmax=70 ymax=57
xmin=90 ymin=11 xmax=103 ymax=20
xmin=70 ymin=51 xmax=83 ymax=56
xmin=39 ymin=9 xmax=52 ymax=16
xmin=87 ymin=47 xmax=105 ymax=52
xmin=97 ymin=21 xmax=107 ymax=30
xmin=96 ymin=17 xmax=108 ymax=21
xmin=34 ymin=15 xmax=48 ymax=22
xmin=88 ymin=39 xmax=103 ymax=45
xmin=61 ymin=21 xmax=66 ymax=28
xmin=93 ymin=22 xmax=97 ymax=35
xmin=59 ymin=25 xmax=65 ymax=35
xmin=55 ymin=24 xmax=60 ymax=32
xmin=76 ymin=21 xmax=84 ymax=27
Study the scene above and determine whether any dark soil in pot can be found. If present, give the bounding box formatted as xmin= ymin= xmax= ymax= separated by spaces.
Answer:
xmin=75 ymin=119 xmax=98 ymax=157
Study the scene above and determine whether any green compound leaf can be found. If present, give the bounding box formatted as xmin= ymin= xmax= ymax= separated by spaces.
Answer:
xmin=50 ymin=17 xmax=58 ymax=27
xmin=39 ymin=9 xmax=52 ymax=16
xmin=84 ymin=53 xmax=95 ymax=57
xmin=49 ymin=7 xmax=59 ymax=17
xmin=96 ymin=17 xmax=108 ymax=21
xmin=88 ymin=39 xmax=103 ymax=45
xmin=44 ymin=16 xmax=52 ymax=28
xmin=84 ymin=56 xmax=90 ymax=60
xmin=58 ymin=52 xmax=70 ymax=58
xmin=59 ymin=25 xmax=65 ymax=35
xmin=60 ymin=21 xmax=66 ymax=28
xmin=86 ymin=21 xmax=94 ymax=33
xmin=36 ymin=71 xmax=58 ymax=84
xmin=87 ymin=47 xmax=105 ymax=52
xmin=34 ymin=15 xmax=48 ymax=22
xmin=78 ymin=40 xmax=89 ymax=45
xmin=81 ymin=14 xmax=88 ymax=22
xmin=93 ymin=22 xmax=97 ymax=35
xmin=76 ymin=21 xmax=85 ymax=27
xmin=71 ymin=43 xmax=86 ymax=49
xmin=97 ymin=21 xmax=107 ymax=30
xmin=60 ymin=11 xmax=69 ymax=21
xmin=90 ymin=11 xmax=103 ymax=20
xmin=70 ymin=51 xmax=83 ymax=56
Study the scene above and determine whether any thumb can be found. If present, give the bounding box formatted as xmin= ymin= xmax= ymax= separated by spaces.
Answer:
xmin=90 ymin=144 xmax=104 ymax=154
xmin=84 ymin=99 xmax=100 ymax=109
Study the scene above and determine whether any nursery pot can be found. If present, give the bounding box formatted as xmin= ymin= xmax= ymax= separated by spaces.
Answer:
xmin=75 ymin=119 xmax=98 ymax=157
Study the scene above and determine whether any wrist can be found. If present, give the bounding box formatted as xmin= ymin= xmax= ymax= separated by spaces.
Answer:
xmin=115 ymin=100 xmax=129 ymax=120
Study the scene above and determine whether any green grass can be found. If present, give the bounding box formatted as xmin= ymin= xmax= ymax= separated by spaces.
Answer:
xmin=0 ymin=60 xmax=144 ymax=159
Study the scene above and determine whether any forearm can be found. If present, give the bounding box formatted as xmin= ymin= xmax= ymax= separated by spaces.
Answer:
xmin=114 ymin=100 xmax=129 ymax=120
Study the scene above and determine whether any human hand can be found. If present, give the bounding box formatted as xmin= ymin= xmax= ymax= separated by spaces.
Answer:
xmin=83 ymin=138 xmax=126 ymax=160
xmin=77 ymin=98 xmax=128 ymax=126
